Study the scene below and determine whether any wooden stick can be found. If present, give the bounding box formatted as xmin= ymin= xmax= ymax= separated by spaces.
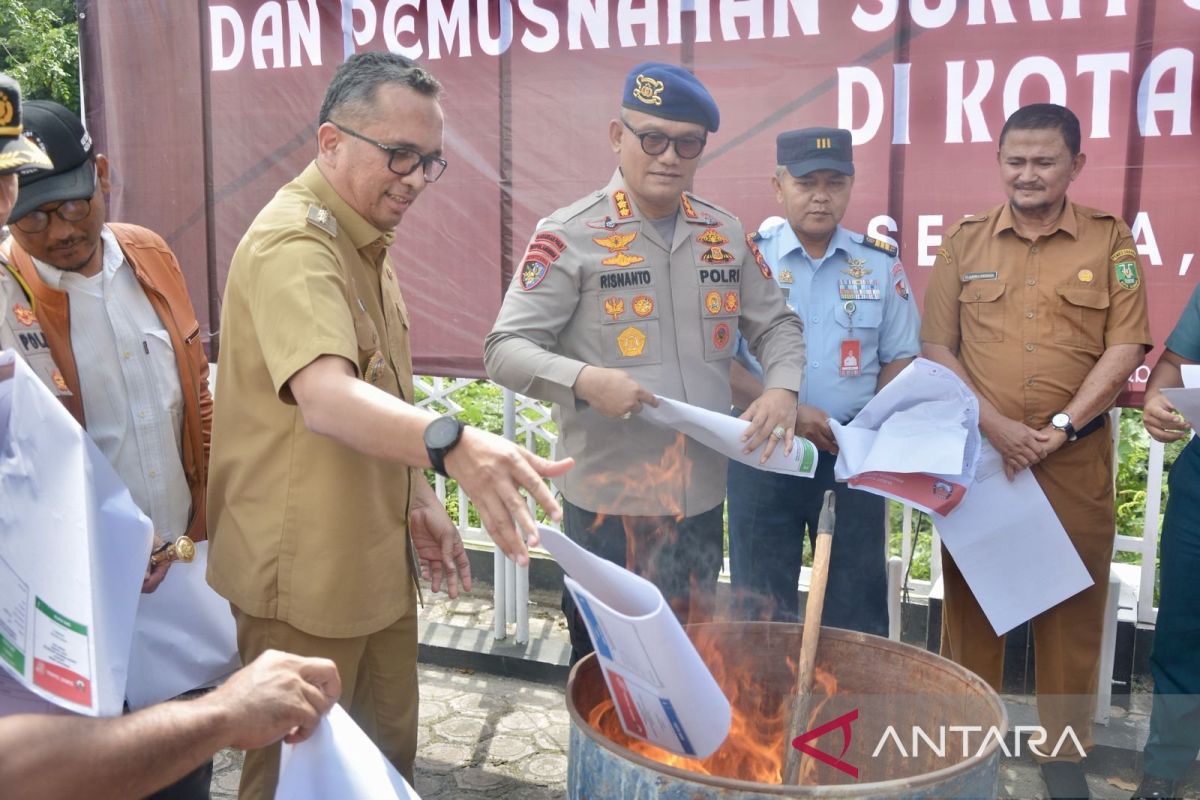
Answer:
xmin=781 ymin=490 xmax=836 ymax=785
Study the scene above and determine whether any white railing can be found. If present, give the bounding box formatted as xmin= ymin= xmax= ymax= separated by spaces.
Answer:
xmin=416 ymin=377 xmax=1164 ymax=642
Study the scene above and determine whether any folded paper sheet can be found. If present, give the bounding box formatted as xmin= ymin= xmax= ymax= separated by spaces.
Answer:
xmin=641 ymin=395 xmax=818 ymax=478
xmin=276 ymin=703 xmax=421 ymax=799
xmin=0 ymin=351 xmax=150 ymax=716
xmin=538 ymin=525 xmax=731 ymax=758
xmin=125 ymin=541 xmax=240 ymax=710
xmin=932 ymin=441 xmax=1094 ymax=635
xmin=830 ymin=358 xmax=980 ymax=515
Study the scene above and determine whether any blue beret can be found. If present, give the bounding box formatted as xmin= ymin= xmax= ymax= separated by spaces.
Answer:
xmin=621 ymin=62 xmax=719 ymax=133
xmin=777 ymin=127 xmax=854 ymax=177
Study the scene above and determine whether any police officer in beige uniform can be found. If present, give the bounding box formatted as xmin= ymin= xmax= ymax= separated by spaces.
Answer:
xmin=0 ymin=73 xmax=56 ymax=381
xmin=207 ymin=53 xmax=572 ymax=798
xmin=485 ymin=63 xmax=806 ymax=663
xmin=922 ymin=103 xmax=1151 ymax=800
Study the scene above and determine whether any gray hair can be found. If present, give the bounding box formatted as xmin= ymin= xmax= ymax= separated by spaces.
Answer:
xmin=318 ymin=51 xmax=442 ymax=127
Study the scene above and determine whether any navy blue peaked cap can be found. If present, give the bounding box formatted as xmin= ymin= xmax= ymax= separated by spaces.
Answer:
xmin=621 ymin=62 xmax=720 ymax=133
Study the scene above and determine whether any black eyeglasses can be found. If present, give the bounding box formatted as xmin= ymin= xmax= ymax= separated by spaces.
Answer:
xmin=622 ymin=119 xmax=707 ymax=160
xmin=13 ymin=197 xmax=92 ymax=234
xmin=330 ymin=121 xmax=448 ymax=183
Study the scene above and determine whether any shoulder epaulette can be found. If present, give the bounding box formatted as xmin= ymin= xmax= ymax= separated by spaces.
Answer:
xmin=862 ymin=235 xmax=897 ymax=256
xmin=305 ymin=204 xmax=338 ymax=238
xmin=550 ymin=191 xmax=607 ymax=225
xmin=682 ymin=191 xmax=739 ymax=223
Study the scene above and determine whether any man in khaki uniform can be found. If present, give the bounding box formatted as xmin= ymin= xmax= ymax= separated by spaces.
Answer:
xmin=485 ymin=62 xmax=805 ymax=663
xmin=207 ymin=53 xmax=571 ymax=798
xmin=921 ymin=103 xmax=1150 ymax=800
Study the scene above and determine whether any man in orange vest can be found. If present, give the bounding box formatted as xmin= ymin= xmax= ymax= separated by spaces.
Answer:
xmin=3 ymin=100 xmax=214 ymax=800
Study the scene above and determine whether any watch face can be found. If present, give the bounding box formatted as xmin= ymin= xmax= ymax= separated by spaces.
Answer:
xmin=1051 ymin=413 xmax=1070 ymax=429
xmin=426 ymin=416 xmax=462 ymax=449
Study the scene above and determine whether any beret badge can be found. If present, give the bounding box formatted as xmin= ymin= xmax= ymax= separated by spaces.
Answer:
xmin=632 ymin=74 xmax=664 ymax=106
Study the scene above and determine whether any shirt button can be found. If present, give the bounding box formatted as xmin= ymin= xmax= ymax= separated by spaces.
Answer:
xmin=138 ymin=410 xmax=146 ymax=419
xmin=812 ymin=361 xmax=821 ymax=369
xmin=1031 ymin=246 xmax=1040 ymax=254
xmin=1026 ymin=378 xmax=1036 ymax=387
xmin=1026 ymin=278 xmax=1037 ymax=286
xmin=812 ymin=316 xmax=821 ymax=324
xmin=1025 ymin=343 xmax=1036 ymax=352
xmin=1025 ymin=310 xmax=1035 ymax=319
xmin=148 ymin=469 xmax=158 ymax=478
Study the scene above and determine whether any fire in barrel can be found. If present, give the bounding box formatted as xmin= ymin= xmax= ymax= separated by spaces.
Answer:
xmin=568 ymin=621 xmax=1008 ymax=799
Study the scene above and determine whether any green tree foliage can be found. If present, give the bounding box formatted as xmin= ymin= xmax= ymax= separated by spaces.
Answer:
xmin=0 ymin=0 xmax=79 ymax=113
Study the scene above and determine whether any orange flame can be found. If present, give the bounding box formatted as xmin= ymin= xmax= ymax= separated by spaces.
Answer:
xmin=587 ymin=627 xmax=839 ymax=785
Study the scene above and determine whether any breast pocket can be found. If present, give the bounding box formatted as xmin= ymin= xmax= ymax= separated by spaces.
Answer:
xmin=958 ymin=281 xmax=1007 ymax=343
xmin=599 ymin=290 xmax=662 ymax=367
xmin=1054 ymin=285 xmax=1109 ymax=354
xmin=143 ymin=328 xmax=184 ymax=428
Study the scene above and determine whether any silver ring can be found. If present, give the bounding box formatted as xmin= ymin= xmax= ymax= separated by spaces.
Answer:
xmin=770 ymin=425 xmax=786 ymax=439
xmin=621 ymin=411 xmax=633 ymax=420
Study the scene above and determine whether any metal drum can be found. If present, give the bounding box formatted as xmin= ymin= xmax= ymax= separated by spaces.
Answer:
xmin=567 ymin=622 xmax=1007 ymax=799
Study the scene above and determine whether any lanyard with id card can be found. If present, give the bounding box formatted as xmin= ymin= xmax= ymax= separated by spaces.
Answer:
xmin=840 ymin=300 xmax=861 ymax=378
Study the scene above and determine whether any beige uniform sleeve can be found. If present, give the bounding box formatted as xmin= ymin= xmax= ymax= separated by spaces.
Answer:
xmin=920 ymin=233 xmax=964 ymax=350
xmin=243 ymin=229 xmax=359 ymax=403
xmin=1103 ymin=223 xmax=1153 ymax=349
xmin=484 ymin=223 xmax=588 ymax=408
xmin=739 ymin=234 xmax=805 ymax=391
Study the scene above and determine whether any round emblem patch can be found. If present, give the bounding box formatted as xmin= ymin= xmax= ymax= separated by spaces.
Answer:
xmin=632 ymin=295 xmax=654 ymax=317
xmin=712 ymin=322 xmax=731 ymax=350
xmin=705 ymin=290 xmax=722 ymax=315
xmin=1077 ymin=269 xmax=1093 ymax=283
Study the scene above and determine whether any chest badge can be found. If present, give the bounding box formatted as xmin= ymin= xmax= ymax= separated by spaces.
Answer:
xmin=594 ymin=231 xmax=644 ymax=267
xmin=701 ymin=247 xmax=736 ymax=264
xmin=697 ymin=228 xmax=728 ymax=246
xmin=632 ymin=295 xmax=654 ymax=317
xmin=704 ymin=290 xmax=722 ymax=315
xmin=617 ymin=325 xmax=646 ymax=357
xmin=12 ymin=303 xmax=35 ymax=327
xmin=724 ymin=291 xmax=740 ymax=313
xmin=842 ymin=259 xmax=871 ymax=279
xmin=604 ymin=296 xmax=626 ymax=320
xmin=779 ymin=269 xmax=793 ymax=285
xmin=712 ymin=322 xmax=731 ymax=350
xmin=1077 ymin=269 xmax=1094 ymax=283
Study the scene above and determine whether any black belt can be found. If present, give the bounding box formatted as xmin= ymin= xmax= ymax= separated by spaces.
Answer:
xmin=1074 ymin=413 xmax=1107 ymax=441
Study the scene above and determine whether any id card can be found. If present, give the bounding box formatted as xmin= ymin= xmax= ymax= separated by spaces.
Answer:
xmin=839 ymin=339 xmax=862 ymax=377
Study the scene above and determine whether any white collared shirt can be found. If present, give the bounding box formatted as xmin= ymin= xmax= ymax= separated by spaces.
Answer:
xmin=33 ymin=226 xmax=190 ymax=538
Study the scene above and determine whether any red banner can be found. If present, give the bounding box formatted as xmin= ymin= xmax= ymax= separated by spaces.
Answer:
xmin=79 ymin=1 xmax=1199 ymax=392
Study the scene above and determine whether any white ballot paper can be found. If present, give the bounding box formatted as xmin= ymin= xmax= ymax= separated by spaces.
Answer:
xmin=125 ymin=541 xmax=240 ymax=710
xmin=932 ymin=441 xmax=1093 ymax=635
xmin=538 ymin=525 xmax=731 ymax=758
xmin=0 ymin=351 xmax=151 ymax=716
xmin=830 ymin=358 xmax=981 ymax=515
xmin=640 ymin=395 xmax=819 ymax=477
xmin=276 ymin=703 xmax=421 ymax=800
xmin=1161 ymin=364 xmax=1200 ymax=428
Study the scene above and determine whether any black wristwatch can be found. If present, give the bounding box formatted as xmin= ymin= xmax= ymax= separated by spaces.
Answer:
xmin=424 ymin=415 xmax=465 ymax=477
xmin=1050 ymin=412 xmax=1077 ymax=441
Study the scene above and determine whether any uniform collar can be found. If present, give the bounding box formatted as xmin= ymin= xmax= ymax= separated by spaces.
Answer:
xmin=995 ymin=198 xmax=1078 ymax=240
xmin=298 ymin=161 xmax=396 ymax=253
xmin=776 ymin=223 xmax=854 ymax=262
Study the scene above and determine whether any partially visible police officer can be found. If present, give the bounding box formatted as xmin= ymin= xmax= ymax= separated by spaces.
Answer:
xmin=485 ymin=62 xmax=806 ymax=664
xmin=0 ymin=73 xmax=55 ymax=368
xmin=728 ymin=128 xmax=920 ymax=634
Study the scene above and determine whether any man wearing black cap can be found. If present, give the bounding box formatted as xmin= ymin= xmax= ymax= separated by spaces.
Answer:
xmin=1 ymin=100 xmax=214 ymax=799
xmin=726 ymin=128 xmax=920 ymax=634
xmin=486 ymin=62 xmax=806 ymax=663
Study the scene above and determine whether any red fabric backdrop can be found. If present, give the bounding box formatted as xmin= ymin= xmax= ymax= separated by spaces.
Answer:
xmin=79 ymin=1 xmax=1200 ymax=395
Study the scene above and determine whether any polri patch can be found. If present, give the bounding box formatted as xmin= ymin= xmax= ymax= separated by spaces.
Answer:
xmin=520 ymin=260 xmax=550 ymax=290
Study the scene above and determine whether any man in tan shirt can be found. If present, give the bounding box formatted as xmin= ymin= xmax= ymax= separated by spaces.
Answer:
xmin=921 ymin=103 xmax=1150 ymax=800
xmin=207 ymin=53 xmax=571 ymax=798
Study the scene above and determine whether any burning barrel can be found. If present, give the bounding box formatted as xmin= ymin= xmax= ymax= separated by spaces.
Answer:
xmin=567 ymin=622 xmax=1007 ymax=799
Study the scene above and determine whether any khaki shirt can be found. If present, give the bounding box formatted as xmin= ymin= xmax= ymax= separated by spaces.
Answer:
xmin=485 ymin=170 xmax=806 ymax=516
xmin=207 ymin=161 xmax=416 ymax=638
xmin=921 ymin=200 xmax=1151 ymax=426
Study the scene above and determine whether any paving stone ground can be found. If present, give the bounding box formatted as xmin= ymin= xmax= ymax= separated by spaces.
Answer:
xmin=207 ymin=589 xmax=1190 ymax=799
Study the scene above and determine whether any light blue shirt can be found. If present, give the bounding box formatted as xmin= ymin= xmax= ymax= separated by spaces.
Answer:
xmin=1166 ymin=282 xmax=1200 ymax=361
xmin=736 ymin=219 xmax=921 ymax=422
